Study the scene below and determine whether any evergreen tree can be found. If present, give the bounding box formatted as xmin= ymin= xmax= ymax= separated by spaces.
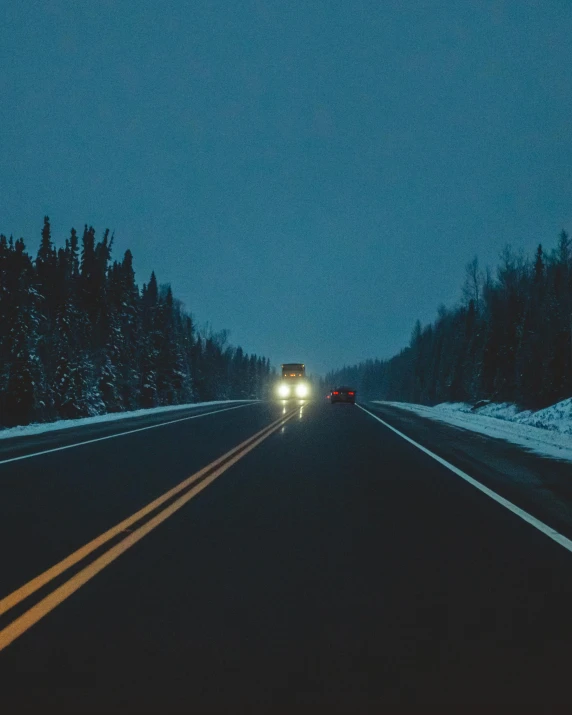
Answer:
xmin=0 ymin=217 xmax=272 ymax=427
xmin=326 ymin=230 xmax=572 ymax=410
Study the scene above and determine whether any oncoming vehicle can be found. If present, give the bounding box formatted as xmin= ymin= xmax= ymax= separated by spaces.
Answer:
xmin=276 ymin=363 xmax=310 ymax=399
xmin=330 ymin=386 xmax=356 ymax=404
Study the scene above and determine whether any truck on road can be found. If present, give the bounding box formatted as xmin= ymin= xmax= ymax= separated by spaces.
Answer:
xmin=276 ymin=363 xmax=310 ymax=399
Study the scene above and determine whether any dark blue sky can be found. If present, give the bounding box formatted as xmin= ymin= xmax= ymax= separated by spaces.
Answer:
xmin=1 ymin=1 xmax=571 ymax=375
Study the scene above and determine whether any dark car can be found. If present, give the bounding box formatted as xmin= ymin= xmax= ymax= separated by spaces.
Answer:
xmin=330 ymin=386 xmax=356 ymax=404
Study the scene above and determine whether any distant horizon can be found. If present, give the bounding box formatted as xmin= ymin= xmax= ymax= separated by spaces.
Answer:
xmin=3 ymin=215 xmax=572 ymax=379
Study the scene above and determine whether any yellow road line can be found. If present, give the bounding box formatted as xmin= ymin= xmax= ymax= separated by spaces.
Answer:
xmin=0 ymin=408 xmax=299 ymax=634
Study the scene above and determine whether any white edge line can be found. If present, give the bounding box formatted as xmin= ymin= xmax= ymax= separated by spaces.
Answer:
xmin=357 ymin=403 xmax=572 ymax=555
xmin=0 ymin=403 xmax=257 ymax=466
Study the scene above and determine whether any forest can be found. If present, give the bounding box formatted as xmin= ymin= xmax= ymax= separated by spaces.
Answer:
xmin=325 ymin=231 xmax=572 ymax=410
xmin=0 ymin=217 xmax=272 ymax=427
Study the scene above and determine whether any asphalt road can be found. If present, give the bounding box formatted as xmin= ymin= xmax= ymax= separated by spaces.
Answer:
xmin=2 ymin=399 xmax=572 ymax=712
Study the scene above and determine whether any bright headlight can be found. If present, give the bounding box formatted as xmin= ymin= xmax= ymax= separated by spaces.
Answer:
xmin=278 ymin=384 xmax=290 ymax=398
xmin=295 ymin=383 xmax=309 ymax=397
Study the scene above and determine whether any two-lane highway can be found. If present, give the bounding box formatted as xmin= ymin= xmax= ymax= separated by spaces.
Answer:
xmin=3 ymin=399 xmax=572 ymax=712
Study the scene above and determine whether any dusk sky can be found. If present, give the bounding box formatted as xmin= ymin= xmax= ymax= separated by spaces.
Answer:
xmin=1 ymin=0 xmax=571 ymax=376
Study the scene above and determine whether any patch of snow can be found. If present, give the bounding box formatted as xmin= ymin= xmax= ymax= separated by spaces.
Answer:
xmin=0 ymin=400 xmax=257 ymax=441
xmin=373 ymin=398 xmax=572 ymax=463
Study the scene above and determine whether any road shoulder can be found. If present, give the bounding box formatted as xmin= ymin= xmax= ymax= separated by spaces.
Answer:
xmin=363 ymin=401 xmax=572 ymax=543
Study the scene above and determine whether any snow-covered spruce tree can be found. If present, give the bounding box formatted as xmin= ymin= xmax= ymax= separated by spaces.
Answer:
xmin=52 ymin=301 xmax=103 ymax=419
xmin=98 ymin=308 xmax=123 ymax=413
xmin=140 ymin=272 xmax=160 ymax=407
xmin=107 ymin=249 xmax=142 ymax=409
xmin=231 ymin=346 xmax=248 ymax=399
xmin=34 ymin=216 xmax=59 ymax=415
xmin=0 ymin=218 xmax=274 ymax=426
xmin=1 ymin=237 xmax=47 ymax=426
xmin=154 ymin=285 xmax=192 ymax=405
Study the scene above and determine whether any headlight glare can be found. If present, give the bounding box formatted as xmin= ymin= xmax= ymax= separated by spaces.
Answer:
xmin=295 ymin=383 xmax=309 ymax=398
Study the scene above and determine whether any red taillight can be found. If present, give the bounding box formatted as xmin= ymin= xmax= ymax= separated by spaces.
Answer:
xmin=333 ymin=391 xmax=339 ymax=395
xmin=348 ymin=392 xmax=355 ymax=395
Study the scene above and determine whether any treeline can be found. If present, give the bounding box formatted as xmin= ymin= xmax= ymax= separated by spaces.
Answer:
xmin=0 ymin=217 xmax=272 ymax=427
xmin=325 ymin=230 xmax=572 ymax=410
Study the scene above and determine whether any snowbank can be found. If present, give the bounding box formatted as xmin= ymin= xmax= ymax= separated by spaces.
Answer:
xmin=373 ymin=398 xmax=572 ymax=463
xmin=0 ymin=400 xmax=257 ymax=441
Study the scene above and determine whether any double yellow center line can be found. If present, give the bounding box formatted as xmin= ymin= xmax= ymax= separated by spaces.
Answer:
xmin=0 ymin=406 xmax=300 ymax=652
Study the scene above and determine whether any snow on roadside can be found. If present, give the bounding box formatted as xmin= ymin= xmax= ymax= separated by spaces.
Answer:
xmin=0 ymin=400 xmax=257 ymax=441
xmin=372 ymin=398 xmax=572 ymax=463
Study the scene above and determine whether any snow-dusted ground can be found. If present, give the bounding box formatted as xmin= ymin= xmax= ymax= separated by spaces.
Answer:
xmin=0 ymin=400 xmax=256 ymax=441
xmin=373 ymin=398 xmax=572 ymax=463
